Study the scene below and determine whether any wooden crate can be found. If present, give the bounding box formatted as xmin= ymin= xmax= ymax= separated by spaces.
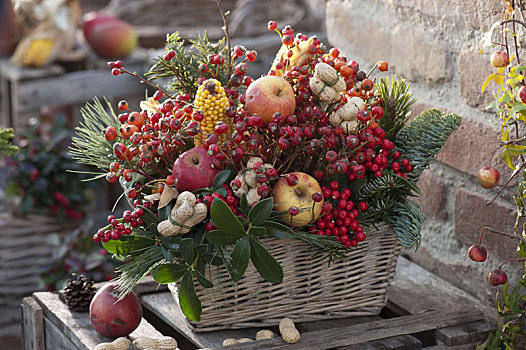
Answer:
xmin=22 ymin=257 xmax=496 ymax=350
xmin=0 ymin=50 xmax=151 ymax=131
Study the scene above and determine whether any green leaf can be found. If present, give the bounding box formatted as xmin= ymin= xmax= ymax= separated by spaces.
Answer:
xmin=215 ymin=187 xmax=228 ymax=197
xmin=161 ymin=246 xmax=172 ymax=262
xmin=240 ymin=194 xmax=249 ymax=215
xmin=249 ymin=236 xmax=283 ymax=284
xmin=248 ymin=198 xmax=274 ymax=225
xmin=210 ymin=197 xmax=246 ymax=236
xmin=502 ymin=144 xmax=526 ymax=169
xmin=213 ymin=169 xmax=232 ymax=189
xmin=227 ymin=237 xmax=250 ymax=282
xmin=158 ymin=203 xmax=173 ymax=221
xmin=263 ymin=221 xmax=294 ymax=239
xmin=152 ymin=263 xmax=188 ymax=283
xmin=179 ymin=271 xmax=202 ymax=321
xmin=103 ymin=236 xmax=155 ymax=256
xmin=250 ymin=226 xmax=267 ymax=236
xmin=180 ymin=238 xmax=194 ymax=263
xmin=195 ymin=269 xmax=213 ymax=288
xmin=206 ymin=229 xmax=244 ymax=245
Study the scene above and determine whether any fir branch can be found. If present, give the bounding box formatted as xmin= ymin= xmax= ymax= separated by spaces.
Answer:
xmin=396 ymin=108 xmax=461 ymax=181
xmin=69 ymin=98 xmax=120 ymax=172
xmin=386 ymin=199 xmax=425 ymax=250
xmin=0 ymin=128 xmax=18 ymax=157
xmin=357 ymin=171 xmax=420 ymax=227
xmin=377 ymin=75 xmax=417 ymax=140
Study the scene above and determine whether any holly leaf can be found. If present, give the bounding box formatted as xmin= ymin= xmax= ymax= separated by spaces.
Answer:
xmin=206 ymin=229 xmax=245 ymax=245
xmin=213 ymin=170 xmax=233 ymax=189
xmin=249 ymin=236 xmax=283 ymax=284
xmin=210 ymin=197 xmax=246 ymax=236
xmin=262 ymin=221 xmax=294 ymax=239
xmin=152 ymin=263 xmax=188 ymax=283
xmin=179 ymin=271 xmax=202 ymax=321
xmin=248 ymin=198 xmax=274 ymax=225
xmin=226 ymin=237 xmax=250 ymax=282
xmin=103 ymin=236 xmax=155 ymax=256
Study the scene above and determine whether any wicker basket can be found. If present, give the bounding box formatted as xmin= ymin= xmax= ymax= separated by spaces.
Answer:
xmin=169 ymin=224 xmax=401 ymax=332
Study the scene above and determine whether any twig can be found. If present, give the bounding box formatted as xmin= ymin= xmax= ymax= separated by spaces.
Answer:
xmin=500 ymin=136 xmax=526 ymax=145
xmin=215 ymin=0 xmax=233 ymax=72
xmin=120 ymin=68 xmax=171 ymax=98
xmin=478 ymin=226 xmax=526 ymax=246
xmin=486 ymin=161 xmax=526 ymax=205
xmin=501 ymin=19 xmax=526 ymax=30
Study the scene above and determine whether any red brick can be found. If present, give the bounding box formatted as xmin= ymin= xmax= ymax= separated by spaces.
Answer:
xmin=436 ymin=117 xmax=514 ymax=182
xmin=326 ymin=1 xmax=453 ymax=84
xmin=454 ymin=189 xmax=518 ymax=260
xmin=459 ymin=50 xmax=494 ymax=109
xmin=417 ymin=170 xmax=447 ymax=221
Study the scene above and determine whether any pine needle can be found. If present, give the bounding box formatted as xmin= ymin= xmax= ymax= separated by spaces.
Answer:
xmin=69 ymin=98 xmax=120 ymax=172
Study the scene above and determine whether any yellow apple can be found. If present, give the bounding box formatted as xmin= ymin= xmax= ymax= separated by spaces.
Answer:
xmin=273 ymin=172 xmax=324 ymax=227
xmin=244 ymin=75 xmax=296 ymax=124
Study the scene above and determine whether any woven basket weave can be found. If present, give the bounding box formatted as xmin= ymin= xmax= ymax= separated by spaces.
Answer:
xmin=169 ymin=224 xmax=401 ymax=332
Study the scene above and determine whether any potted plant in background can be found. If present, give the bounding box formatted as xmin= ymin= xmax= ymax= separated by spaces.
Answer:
xmin=469 ymin=0 xmax=526 ymax=348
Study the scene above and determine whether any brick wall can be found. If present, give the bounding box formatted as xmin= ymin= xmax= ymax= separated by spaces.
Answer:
xmin=326 ymin=0 xmax=519 ymax=304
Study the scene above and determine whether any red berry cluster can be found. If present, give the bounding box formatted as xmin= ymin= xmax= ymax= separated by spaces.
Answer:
xmin=309 ymin=181 xmax=368 ymax=248
xmin=93 ymin=200 xmax=152 ymax=242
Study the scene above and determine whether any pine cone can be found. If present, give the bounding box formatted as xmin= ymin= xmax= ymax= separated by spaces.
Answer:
xmin=64 ymin=273 xmax=97 ymax=312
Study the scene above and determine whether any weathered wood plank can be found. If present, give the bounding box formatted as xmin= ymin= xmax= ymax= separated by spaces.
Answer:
xmin=15 ymin=63 xmax=148 ymax=113
xmin=141 ymin=291 xmax=258 ymax=348
xmin=43 ymin=316 xmax=77 ymax=350
xmin=201 ymin=309 xmax=484 ymax=350
xmin=22 ymin=297 xmax=45 ymax=350
xmin=33 ymin=292 xmax=162 ymax=350
xmin=338 ymin=334 xmax=422 ymax=350
xmin=389 ymin=257 xmax=496 ymax=322
xmin=433 ymin=320 xmax=493 ymax=346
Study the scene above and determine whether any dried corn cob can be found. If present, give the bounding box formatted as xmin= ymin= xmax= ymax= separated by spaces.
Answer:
xmin=193 ymin=79 xmax=231 ymax=146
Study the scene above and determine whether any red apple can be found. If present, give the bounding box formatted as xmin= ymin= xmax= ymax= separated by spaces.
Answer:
xmin=244 ymin=75 xmax=296 ymax=124
xmin=468 ymin=244 xmax=487 ymax=262
xmin=488 ymin=269 xmax=507 ymax=286
xmin=90 ymin=283 xmax=142 ymax=338
xmin=519 ymin=86 xmax=526 ymax=104
xmin=172 ymin=146 xmax=220 ymax=192
xmin=83 ymin=12 xmax=137 ymax=59
xmin=490 ymin=51 xmax=510 ymax=68
xmin=273 ymin=172 xmax=324 ymax=227
xmin=477 ymin=166 xmax=500 ymax=189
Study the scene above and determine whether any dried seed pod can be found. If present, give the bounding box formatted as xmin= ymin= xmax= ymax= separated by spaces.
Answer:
xmin=314 ymin=62 xmax=338 ymax=83
xmin=133 ymin=336 xmax=178 ymax=350
xmin=256 ymin=330 xmax=275 ymax=340
xmin=94 ymin=337 xmax=131 ymax=350
xmin=157 ymin=220 xmax=181 ymax=236
xmin=244 ymin=170 xmax=258 ymax=188
xmin=238 ymin=338 xmax=254 ymax=343
xmin=280 ymin=317 xmax=300 ymax=344
xmin=222 ymin=338 xmax=239 ymax=346
xmin=247 ymin=188 xmax=261 ymax=206
xmin=341 ymin=120 xmax=359 ymax=134
xmin=329 ymin=110 xmax=343 ymax=127
xmin=247 ymin=156 xmax=263 ymax=169
xmin=179 ymin=203 xmax=207 ymax=234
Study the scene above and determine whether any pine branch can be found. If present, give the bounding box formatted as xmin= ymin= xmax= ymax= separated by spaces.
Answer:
xmin=114 ymin=245 xmax=166 ymax=299
xmin=377 ymin=75 xmax=417 ymax=140
xmin=386 ymin=199 xmax=425 ymax=250
xmin=146 ymin=32 xmax=232 ymax=98
xmin=69 ymin=98 xmax=120 ymax=172
xmin=396 ymin=108 xmax=461 ymax=181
